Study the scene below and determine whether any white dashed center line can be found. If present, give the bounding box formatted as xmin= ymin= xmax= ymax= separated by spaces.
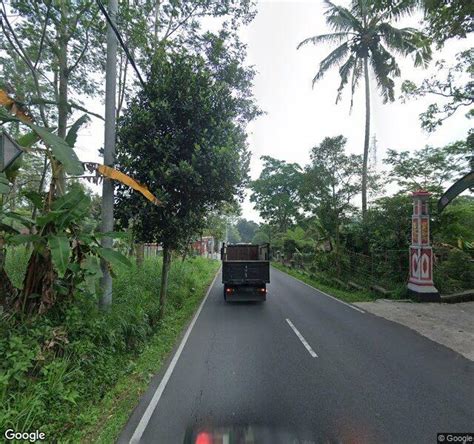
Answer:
xmin=286 ymin=318 xmax=318 ymax=358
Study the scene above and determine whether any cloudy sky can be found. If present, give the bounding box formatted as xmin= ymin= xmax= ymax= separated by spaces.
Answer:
xmin=76 ymin=0 xmax=473 ymax=223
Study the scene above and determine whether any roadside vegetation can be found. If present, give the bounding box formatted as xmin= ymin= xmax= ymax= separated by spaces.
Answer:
xmin=0 ymin=0 xmax=472 ymax=440
xmin=242 ymin=138 xmax=473 ymax=298
xmin=240 ymin=0 xmax=473 ymax=299
xmin=1 ymin=254 xmax=219 ymax=441
xmin=272 ymin=262 xmax=375 ymax=303
xmin=0 ymin=0 xmax=256 ymax=440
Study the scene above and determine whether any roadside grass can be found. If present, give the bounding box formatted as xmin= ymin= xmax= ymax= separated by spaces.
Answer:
xmin=75 ymin=257 xmax=220 ymax=444
xmin=271 ymin=262 xmax=376 ymax=303
xmin=1 ymin=253 xmax=219 ymax=443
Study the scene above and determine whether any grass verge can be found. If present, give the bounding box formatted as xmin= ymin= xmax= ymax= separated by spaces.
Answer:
xmin=1 ymin=252 xmax=219 ymax=443
xmin=76 ymin=258 xmax=220 ymax=444
xmin=271 ymin=262 xmax=375 ymax=303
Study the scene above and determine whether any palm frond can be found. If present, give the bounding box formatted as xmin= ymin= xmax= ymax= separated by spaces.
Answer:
xmin=377 ymin=0 xmax=417 ymax=23
xmin=312 ymin=42 xmax=349 ymax=87
xmin=350 ymin=57 xmax=363 ymax=111
xmin=370 ymin=43 xmax=399 ymax=103
xmin=407 ymin=32 xmax=433 ymax=67
xmin=377 ymin=23 xmax=416 ymax=54
xmin=351 ymin=0 xmax=370 ymax=23
xmin=297 ymin=32 xmax=350 ymax=50
xmin=335 ymin=55 xmax=356 ymax=104
xmin=323 ymin=0 xmax=363 ymax=33
xmin=378 ymin=23 xmax=432 ymax=67
xmin=299 ymin=0 xmax=430 ymax=109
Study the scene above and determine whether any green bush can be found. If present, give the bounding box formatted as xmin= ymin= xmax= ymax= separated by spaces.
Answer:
xmin=434 ymin=249 xmax=474 ymax=294
xmin=0 ymin=255 xmax=218 ymax=439
xmin=311 ymin=250 xmax=350 ymax=276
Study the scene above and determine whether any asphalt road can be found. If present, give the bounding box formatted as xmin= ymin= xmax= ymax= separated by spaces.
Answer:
xmin=119 ymin=267 xmax=474 ymax=444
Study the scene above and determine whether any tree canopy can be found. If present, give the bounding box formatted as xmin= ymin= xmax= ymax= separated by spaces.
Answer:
xmin=402 ymin=49 xmax=474 ymax=132
xmin=250 ymin=156 xmax=303 ymax=233
xmin=115 ymin=49 xmax=255 ymax=248
xmin=384 ymin=139 xmax=472 ymax=194
xmin=301 ymin=135 xmax=362 ymax=247
xmin=297 ymin=0 xmax=432 ymax=220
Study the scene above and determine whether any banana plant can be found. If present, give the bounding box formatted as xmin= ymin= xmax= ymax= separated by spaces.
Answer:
xmin=0 ymin=89 xmax=160 ymax=314
xmin=0 ymin=173 xmax=10 ymax=195
xmin=4 ymin=188 xmax=130 ymax=314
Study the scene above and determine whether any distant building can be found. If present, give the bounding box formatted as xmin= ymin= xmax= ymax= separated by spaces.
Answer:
xmin=191 ymin=236 xmax=215 ymax=256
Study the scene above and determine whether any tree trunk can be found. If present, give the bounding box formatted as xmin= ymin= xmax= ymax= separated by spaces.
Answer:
xmin=159 ymin=246 xmax=171 ymax=319
xmin=154 ymin=0 xmax=161 ymax=44
xmin=362 ymin=56 xmax=370 ymax=220
xmin=136 ymin=242 xmax=144 ymax=268
xmin=0 ymin=234 xmax=16 ymax=308
xmin=20 ymin=245 xmax=56 ymax=314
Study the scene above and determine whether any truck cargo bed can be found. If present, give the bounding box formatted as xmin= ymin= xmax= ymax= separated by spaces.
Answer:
xmin=222 ymin=260 xmax=270 ymax=284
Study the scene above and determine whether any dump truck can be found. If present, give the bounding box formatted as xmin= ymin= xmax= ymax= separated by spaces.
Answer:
xmin=221 ymin=243 xmax=270 ymax=302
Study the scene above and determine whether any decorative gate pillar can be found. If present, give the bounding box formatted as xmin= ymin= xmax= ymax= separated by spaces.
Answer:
xmin=407 ymin=190 xmax=440 ymax=301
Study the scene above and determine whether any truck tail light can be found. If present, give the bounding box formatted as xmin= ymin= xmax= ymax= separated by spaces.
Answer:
xmin=226 ymin=287 xmax=234 ymax=294
xmin=259 ymin=287 xmax=266 ymax=293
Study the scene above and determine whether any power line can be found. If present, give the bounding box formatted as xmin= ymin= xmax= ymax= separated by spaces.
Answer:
xmin=95 ymin=0 xmax=146 ymax=88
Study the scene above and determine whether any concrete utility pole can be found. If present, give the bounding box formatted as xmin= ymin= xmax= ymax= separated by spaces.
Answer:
xmin=99 ymin=0 xmax=118 ymax=309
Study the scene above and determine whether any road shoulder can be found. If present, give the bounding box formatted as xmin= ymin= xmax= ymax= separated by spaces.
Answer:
xmin=355 ymin=300 xmax=474 ymax=361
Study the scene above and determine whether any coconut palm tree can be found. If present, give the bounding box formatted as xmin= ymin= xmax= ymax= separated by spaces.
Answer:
xmin=298 ymin=0 xmax=432 ymax=219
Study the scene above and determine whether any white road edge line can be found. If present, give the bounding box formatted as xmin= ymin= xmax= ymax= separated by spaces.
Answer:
xmin=129 ymin=269 xmax=221 ymax=444
xmin=286 ymin=319 xmax=318 ymax=358
xmin=273 ymin=266 xmax=365 ymax=314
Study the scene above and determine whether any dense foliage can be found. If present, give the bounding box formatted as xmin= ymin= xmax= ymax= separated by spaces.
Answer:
xmin=116 ymin=50 xmax=254 ymax=250
xmin=402 ymin=49 xmax=474 ymax=132
xmin=115 ymin=48 xmax=257 ymax=314
xmin=0 ymin=0 xmax=258 ymax=438
xmin=0 ymin=0 xmax=472 ymax=439
xmin=1 ymin=254 xmax=218 ymax=440
xmin=250 ymin=156 xmax=302 ymax=232
xmin=249 ymin=136 xmax=473 ymax=295
xmin=298 ymin=0 xmax=432 ymax=217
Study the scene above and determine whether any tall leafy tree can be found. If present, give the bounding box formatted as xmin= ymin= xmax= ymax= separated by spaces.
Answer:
xmin=301 ymin=135 xmax=362 ymax=254
xmin=421 ymin=0 xmax=473 ymax=44
xmin=250 ymin=156 xmax=303 ymax=233
xmin=384 ymin=139 xmax=472 ymax=195
xmin=115 ymin=49 xmax=257 ymax=317
xmin=297 ymin=0 xmax=432 ymax=218
xmin=113 ymin=0 xmax=257 ymax=118
xmin=236 ymin=218 xmax=259 ymax=243
xmin=1 ymin=0 xmax=105 ymax=194
xmin=402 ymin=49 xmax=473 ymax=132
xmin=372 ymin=0 xmax=474 ymax=45
xmin=251 ymin=223 xmax=273 ymax=244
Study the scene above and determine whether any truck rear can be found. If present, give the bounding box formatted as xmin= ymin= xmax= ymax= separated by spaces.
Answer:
xmin=221 ymin=243 xmax=270 ymax=302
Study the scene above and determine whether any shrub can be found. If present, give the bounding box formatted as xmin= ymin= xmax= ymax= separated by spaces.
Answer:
xmin=434 ymin=249 xmax=474 ymax=294
xmin=0 ymin=255 xmax=218 ymax=439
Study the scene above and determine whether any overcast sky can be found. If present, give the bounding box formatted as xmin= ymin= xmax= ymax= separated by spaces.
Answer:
xmin=76 ymin=0 xmax=473 ymax=223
